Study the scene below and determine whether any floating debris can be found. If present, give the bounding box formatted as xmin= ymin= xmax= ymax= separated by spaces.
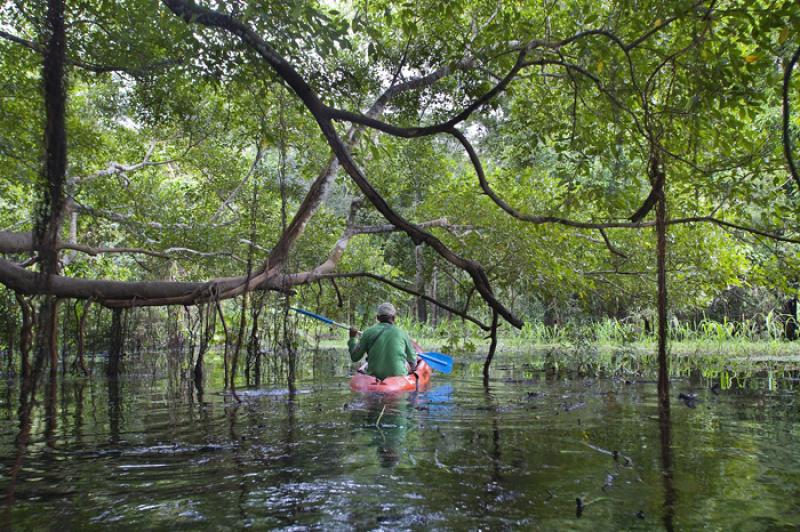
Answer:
xmin=563 ymin=402 xmax=586 ymax=412
xmin=678 ymin=392 xmax=699 ymax=408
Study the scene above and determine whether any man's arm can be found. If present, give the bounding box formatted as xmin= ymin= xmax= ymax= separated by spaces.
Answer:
xmin=348 ymin=328 xmax=368 ymax=362
xmin=404 ymin=334 xmax=418 ymax=368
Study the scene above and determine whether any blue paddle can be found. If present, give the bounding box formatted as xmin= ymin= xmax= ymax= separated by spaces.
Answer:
xmin=289 ymin=307 xmax=454 ymax=373
xmin=289 ymin=307 xmax=351 ymax=329
xmin=415 ymin=350 xmax=453 ymax=373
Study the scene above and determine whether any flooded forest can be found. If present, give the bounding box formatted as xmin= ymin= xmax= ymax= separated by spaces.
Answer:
xmin=1 ymin=0 xmax=799 ymax=529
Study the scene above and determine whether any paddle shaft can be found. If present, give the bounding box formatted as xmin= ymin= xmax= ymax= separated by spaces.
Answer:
xmin=289 ymin=307 xmax=356 ymax=332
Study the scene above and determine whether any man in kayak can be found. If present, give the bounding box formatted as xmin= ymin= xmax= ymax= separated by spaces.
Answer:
xmin=348 ymin=302 xmax=418 ymax=379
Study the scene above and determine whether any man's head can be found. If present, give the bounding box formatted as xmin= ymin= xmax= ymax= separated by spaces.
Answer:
xmin=376 ymin=302 xmax=397 ymax=323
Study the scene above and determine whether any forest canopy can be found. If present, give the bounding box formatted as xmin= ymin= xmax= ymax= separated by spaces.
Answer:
xmin=0 ymin=0 xmax=798 ymax=333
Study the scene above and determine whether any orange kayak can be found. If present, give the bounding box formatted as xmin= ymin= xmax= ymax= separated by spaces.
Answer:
xmin=350 ymin=359 xmax=432 ymax=392
xmin=350 ymin=342 xmax=432 ymax=393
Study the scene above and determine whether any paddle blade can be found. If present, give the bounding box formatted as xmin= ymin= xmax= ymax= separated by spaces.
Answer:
xmin=419 ymin=352 xmax=454 ymax=373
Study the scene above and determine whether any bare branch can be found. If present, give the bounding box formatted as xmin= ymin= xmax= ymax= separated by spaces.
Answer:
xmin=69 ymin=141 xmax=169 ymax=186
xmin=211 ymin=144 xmax=266 ymax=222
xmin=598 ymin=228 xmax=628 ymax=259
xmin=309 ymin=272 xmax=490 ymax=330
xmin=349 ymin=218 xmax=463 ymax=235
xmin=281 ymin=205 xmax=462 ymax=287
xmin=60 ymin=243 xmax=171 ymax=259
xmin=669 ymin=216 xmax=800 ymax=244
xmin=324 ymin=21 xmax=690 ymax=139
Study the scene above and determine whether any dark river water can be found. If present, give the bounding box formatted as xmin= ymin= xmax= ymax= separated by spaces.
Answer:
xmin=1 ymin=349 xmax=799 ymax=530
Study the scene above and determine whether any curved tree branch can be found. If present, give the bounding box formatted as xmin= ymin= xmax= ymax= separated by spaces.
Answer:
xmin=630 ymin=147 xmax=665 ymax=222
xmin=450 ymin=127 xmax=800 ymax=243
xmin=325 ymin=18 xmax=709 ymax=141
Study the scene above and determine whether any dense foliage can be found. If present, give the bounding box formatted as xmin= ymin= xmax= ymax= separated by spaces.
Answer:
xmin=0 ymin=0 xmax=798 ymax=333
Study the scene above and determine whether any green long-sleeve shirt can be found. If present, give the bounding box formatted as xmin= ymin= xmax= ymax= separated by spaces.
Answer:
xmin=348 ymin=322 xmax=417 ymax=380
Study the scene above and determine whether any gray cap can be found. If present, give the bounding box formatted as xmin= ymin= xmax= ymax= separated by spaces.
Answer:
xmin=376 ymin=302 xmax=397 ymax=317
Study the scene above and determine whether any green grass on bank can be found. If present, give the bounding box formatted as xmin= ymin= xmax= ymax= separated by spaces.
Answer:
xmin=298 ymin=315 xmax=800 ymax=378
xmin=304 ymin=315 xmax=800 ymax=354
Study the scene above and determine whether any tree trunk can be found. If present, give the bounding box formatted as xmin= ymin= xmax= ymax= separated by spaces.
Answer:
xmin=254 ymin=312 xmax=262 ymax=387
xmin=246 ymin=299 xmax=262 ymax=387
xmin=783 ymin=297 xmax=798 ymax=340
xmin=15 ymin=294 xmax=33 ymax=381
xmin=36 ymin=0 xmax=68 ymax=278
xmin=184 ymin=306 xmax=196 ymax=370
xmin=230 ymin=294 xmax=248 ymax=400
xmin=34 ymin=297 xmax=60 ymax=381
xmin=215 ymin=300 xmax=230 ymax=388
xmin=483 ymin=311 xmax=499 ymax=386
xmin=655 ymin=185 xmax=670 ymax=407
xmin=27 ymin=0 xmax=68 ymax=386
xmin=282 ymin=305 xmax=296 ymax=394
xmin=430 ymin=265 xmax=438 ymax=327
xmin=414 ymin=244 xmax=428 ymax=323
xmin=44 ymin=367 xmax=57 ymax=448
xmin=193 ymin=345 xmax=204 ymax=384
xmin=543 ymin=297 xmax=557 ymax=328
xmin=60 ymin=303 xmax=69 ymax=374
xmin=107 ymin=375 xmax=121 ymax=443
xmin=6 ymin=317 xmax=15 ymax=376
xmin=194 ymin=304 xmax=213 ymax=391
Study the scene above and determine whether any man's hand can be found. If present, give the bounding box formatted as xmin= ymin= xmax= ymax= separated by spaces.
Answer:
xmin=349 ymin=328 xmax=360 ymax=338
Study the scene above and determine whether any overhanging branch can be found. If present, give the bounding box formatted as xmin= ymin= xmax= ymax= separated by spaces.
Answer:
xmin=162 ymin=0 xmax=523 ymax=328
